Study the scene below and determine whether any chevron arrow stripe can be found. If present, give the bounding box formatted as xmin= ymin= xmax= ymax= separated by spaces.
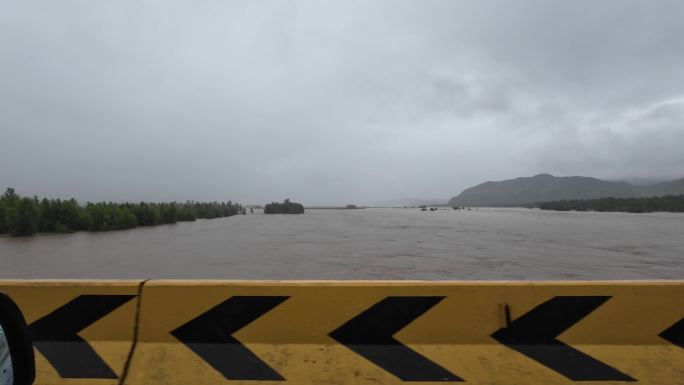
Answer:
xmin=329 ymin=296 xmax=462 ymax=382
xmin=492 ymin=296 xmax=635 ymax=381
xmin=29 ymin=294 xmax=136 ymax=379
xmin=171 ymin=296 xmax=288 ymax=381
xmin=660 ymin=317 xmax=684 ymax=349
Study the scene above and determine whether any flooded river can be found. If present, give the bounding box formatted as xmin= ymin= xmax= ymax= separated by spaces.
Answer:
xmin=1 ymin=208 xmax=683 ymax=280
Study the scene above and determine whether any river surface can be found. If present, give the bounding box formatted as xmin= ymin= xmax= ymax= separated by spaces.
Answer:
xmin=1 ymin=208 xmax=683 ymax=280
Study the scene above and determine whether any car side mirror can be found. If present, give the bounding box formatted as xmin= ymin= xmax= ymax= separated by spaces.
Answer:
xmin=0 ymin=292 xmax=35 ymax=385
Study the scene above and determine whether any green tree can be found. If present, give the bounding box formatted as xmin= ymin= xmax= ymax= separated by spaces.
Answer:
xmin=6 ymin=197 xmax=39 ymax=235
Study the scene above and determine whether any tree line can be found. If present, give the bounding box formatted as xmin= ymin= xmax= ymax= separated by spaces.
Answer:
xmin=0 ymin=188 xmax=245 ymax=236
xmin=538 ymin=195 xmax=684 ymax=213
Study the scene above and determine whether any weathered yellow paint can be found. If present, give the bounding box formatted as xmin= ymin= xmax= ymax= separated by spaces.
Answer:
xmin=0 ymin=280 xmax=142 ymax=385
xmin=126 ymin=280 xmax=684 ymax=385
xmin=2 ymin=280 xmax=683 ymax=385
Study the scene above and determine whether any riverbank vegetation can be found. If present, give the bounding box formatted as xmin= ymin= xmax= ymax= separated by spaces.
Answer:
xmin=264 ymin=199 xmax=305 ymax=214
xmin=538 ymin=195 xmax=684 ymax=213
xmin=0 ymin=188 xmax=245 ymax=236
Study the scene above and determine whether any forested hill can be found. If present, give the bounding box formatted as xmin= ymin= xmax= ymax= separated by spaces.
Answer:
xmin=448 ymin=174 xmax=684 ymax=207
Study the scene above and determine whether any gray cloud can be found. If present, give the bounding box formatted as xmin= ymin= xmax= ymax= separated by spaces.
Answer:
xmin=1 ymin=0 xmax=683 ymax=204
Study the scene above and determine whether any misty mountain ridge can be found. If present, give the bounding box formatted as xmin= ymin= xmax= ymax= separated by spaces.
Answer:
xmin=448 ymin=174 xmax=684 ymax=207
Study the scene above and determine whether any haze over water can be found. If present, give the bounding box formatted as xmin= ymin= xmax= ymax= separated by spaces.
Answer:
xmin=2 ymin=208 xmax=683 ymax=280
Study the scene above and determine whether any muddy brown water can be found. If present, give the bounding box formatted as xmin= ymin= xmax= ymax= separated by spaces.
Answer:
xmin=1 ymin=208 xmax=683 ymax=280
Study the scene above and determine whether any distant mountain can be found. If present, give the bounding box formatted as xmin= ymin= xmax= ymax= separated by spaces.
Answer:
xmin=448 ymin=174 xmax=684 ymax=207
xmin=374 ymin=198 xmax=447 ymax=207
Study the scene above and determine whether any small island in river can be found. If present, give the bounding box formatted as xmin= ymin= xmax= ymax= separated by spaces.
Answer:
xmin=264 ymin=199 xmax=305 ymax=214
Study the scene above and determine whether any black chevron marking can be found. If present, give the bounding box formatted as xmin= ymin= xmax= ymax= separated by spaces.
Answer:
xmin=171 ymin=296 xmax=288 ymax=381
xmin=660 ymin=317 xmax=684 ymax=349
xmin=329 ymin=296 xmax=462 ymax=382
xmin=492 ymin=296 xmax=635 ymax=381
xmin=29 ymin=294 xmax=135 ymax=379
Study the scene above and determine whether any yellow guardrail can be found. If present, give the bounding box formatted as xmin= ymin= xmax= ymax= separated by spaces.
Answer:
xmin=0 ymin=280 xmax=142 ymax=385
xmin=1 ymin=280 xmax=683 ymax=385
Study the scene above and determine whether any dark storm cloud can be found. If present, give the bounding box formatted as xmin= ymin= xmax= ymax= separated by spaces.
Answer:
xmin=1 ymin=0 xmax=683 ymax=204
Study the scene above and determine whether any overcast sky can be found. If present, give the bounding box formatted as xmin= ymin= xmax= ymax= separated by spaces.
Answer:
xmin=1 ymin=1 xmax=683 ymax=205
